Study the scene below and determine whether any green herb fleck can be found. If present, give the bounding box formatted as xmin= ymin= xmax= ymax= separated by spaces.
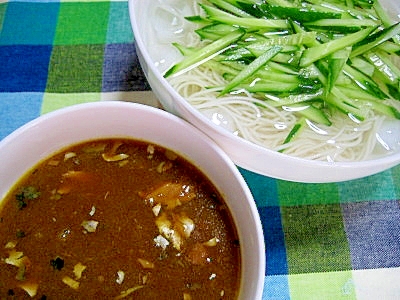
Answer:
xmin=16 ymin=194 xmax=27 ymax=209
xmin=15 ymin=186 xmax=40 ymax=210
xmin=16 ymin=230 xmax=26 ymax=238
xmin=50 ymin=257 xmax=64 ymax=271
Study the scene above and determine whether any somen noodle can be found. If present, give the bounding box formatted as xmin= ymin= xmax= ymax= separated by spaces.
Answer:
xmin=149 ymin=0 xmax=400 ymax=162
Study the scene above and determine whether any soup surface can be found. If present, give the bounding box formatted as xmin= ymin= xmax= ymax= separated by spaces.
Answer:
xmin=0 ymin=139 xmax=240 ymax=299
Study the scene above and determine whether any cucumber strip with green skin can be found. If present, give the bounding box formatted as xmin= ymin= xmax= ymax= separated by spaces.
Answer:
xmin=222 ymin=64 xmax=301 ymax=83
xmin=219 ymin=45 xmax=282 ymax=95
xmin=221 ymin=47 xmax=255 ymax=61
xmin=177 ymin=45 xmax=259 ymax=78
xmin=164 ymin=29 xmax=245 ymax=78
xmin=328 ymin=86 xmax=375 ymax=121
xmin=281 ymin=117 xmax=306 ymax=148
xmin=264 ymin=0 xmax=295 ymax=7
xmin=174 ymin=44 xmax=253 ymax=69
xmin=316 ymin=31 xmax=343 ymax=44
xmin=349 ymin=56 xmax=375 ymax=77
xmin=238 ymin=80 xmax=300 ymax=93
xmin=200 ymin=4 xmax=289 ymax=29
xmin=196 ymin=23 xmax=239 ymax=40
xmin=364 ymin=50 xmax=400 ymax=84
xmin=257 ymin=67 xmax=301 ymax=82
xmin=354 ymin=0 xmax=375 ymax=9
xmin=205 ymin=60 xmax=246 ymax=78
xmin=304 ymin=18 xmax=378 ymax=33
xmin=203 ymin=24 xmax=261 ymax=37
xmin=378 ymin=41 xmax=400 ymax=54
xmin=263 ymin=89 xmax=324 ymax=107
xmin=299 ymin=64 xmax=322 ymax=80
xmin=247 ymin=45 xmax=299 ymax=59
xmin=364 ymin=99 xmax=400 ymax=119
xmin=373 ymin=0 xmax=399 ymax=28
xmin=345 ymin=0 xmax=354 ymax=9
xmin=239 ymin=32 xmax=270 ymax=43
xmin=184 ymin=15 xmax=212 ymax=26
xmin=314 ymin=59 xmax=351 ymax=86
xmin=249 ymin=44 xmax=299 ymax=55
xmin=196 ymin=30 xmax=225 ymax=41
xmin=171 ymin=43 xmax=195 ymax=56
xmin=289 ymin=18 xmax=307 ymax=34
xmin=207 ymin=0 xmax=253 ymax=17
xmin=236 ymin=1 xmax=275 ymax=18
xmin=286 ymin=103 xmax=332 ymax=126
xmin=245 ymin=32 xmax=317 ymax=55
xmin=327 ymin=47 xmax=351 ymax=94
xmin=373 ymin=0 xmax=400 ymax=44
xmin=371 ymin=73 xmax=396 ymax=99
xmin=314 ymin=62 xmax=366 ymax=119
xmin=218 ymin=60 xmax=248 ymax=72
xmin=268 ymin=61 xmax=299 ymax=75
xmin=217 ymin=0 xmax=242 ymax=5
xmin=222 ymin=42 xmax=297 ymax=61
xmin=319 ymin=62 xmax=392 ymax=119
xmin=313 ymin=59 xmax=330 ymax=78
xmin=310 ymin=1 xmax=378 ymax=20
xmin=338 ymin=85 xmax=383 ymax=101
xmin=387 ymin=84 xmax=400 ymax=100
xmin=351 ymin=22 xmax=400 ymax=58
xmin=331 ymin=73 xmax=353 ymax=86
xmin=198 ymin=23 xmax=239 ymax=35
xmin=271 ymin=52 xmax=301 ymax=65
xmin=343 ymin=64 xmax=388 ymax=99
xmin=299 ymin=26 xmax=376 ymax=67
xmin=225 ymin=73 xmax=322 ymax=94
xmin=265 ymin=4 xmax=342 ymax=23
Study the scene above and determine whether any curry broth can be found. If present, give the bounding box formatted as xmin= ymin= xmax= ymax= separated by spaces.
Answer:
xmin=0 ymin=139 xmax=241 ymax=299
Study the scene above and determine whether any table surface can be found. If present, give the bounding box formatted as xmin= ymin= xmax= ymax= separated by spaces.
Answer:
xmin=1 ymin=1 xmax=400 ymax=299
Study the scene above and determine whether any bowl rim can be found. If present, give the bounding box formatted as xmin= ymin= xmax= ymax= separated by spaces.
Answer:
xmin=128 ymin=0 xmax=400 ymax=183
xmin=0 ymin=101 xmax=266 ymax=300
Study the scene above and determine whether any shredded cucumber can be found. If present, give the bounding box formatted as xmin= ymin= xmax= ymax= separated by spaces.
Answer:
xmin=164 ymin=0 xmax=400 ymax=147
xmin=164 ymin=29 xmax=245 ymax=78
xmin=219 ymin=45 xmax=282 ymax=95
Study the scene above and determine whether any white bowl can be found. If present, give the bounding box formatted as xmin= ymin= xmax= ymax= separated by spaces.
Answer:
xmin=0 ymin=101 xmax=265 ymax=300
xmin=129 ymin=0 xmax=400 ymax=183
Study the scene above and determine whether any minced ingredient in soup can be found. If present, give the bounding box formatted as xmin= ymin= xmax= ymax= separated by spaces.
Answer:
xmin=0 ymin=139 xmax=240 ymax=299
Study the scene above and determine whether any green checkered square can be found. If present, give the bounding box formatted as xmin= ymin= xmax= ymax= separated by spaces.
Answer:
xmin=337 ymin=170 xmax=397 ymax=203
xmin=106 ymin=1 xmax=134 ymax=44
xmin=282 ymin=204 xmax=352 ymax=274
xmin=46 ymin=45 xmax=104 ymax=93
xmin=0 ymin=2 xmax=59 ymax=45
xmin=289 ymin=271 xmax=356 ymax=299
xmin=41 ymin=93 xmax=101 ymax=114
xmin=392 ymin=165 xmax=400 ymax=198
xmin=54 ymin=2 xmax=110 ymax=45
xmin=278 ymin=182 xmax=340 ymax=206
xmin=0 ymin=3 xmax=7 ymax=34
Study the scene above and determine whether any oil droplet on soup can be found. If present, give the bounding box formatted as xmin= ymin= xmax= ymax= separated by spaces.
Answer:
xmin=0 ymin=139 xmax=241 ymax=299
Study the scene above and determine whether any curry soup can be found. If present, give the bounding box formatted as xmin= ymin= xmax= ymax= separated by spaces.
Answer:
xmin=0 ymin=139 xmax=241 ymax=299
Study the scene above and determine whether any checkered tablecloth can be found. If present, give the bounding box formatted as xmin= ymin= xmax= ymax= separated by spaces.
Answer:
xmin=1 ymin=1 xmax=400 ymax=299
